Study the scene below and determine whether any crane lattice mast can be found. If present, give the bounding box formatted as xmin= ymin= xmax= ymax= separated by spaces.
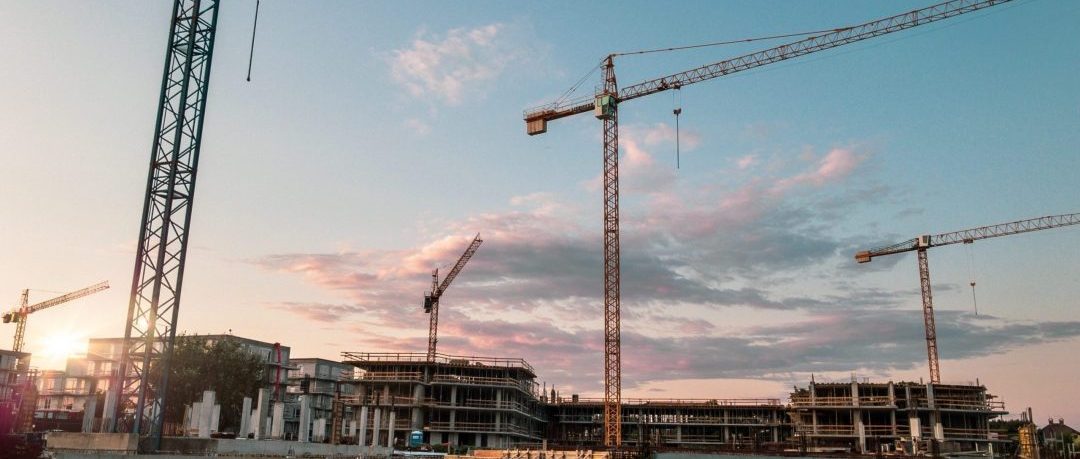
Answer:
xmin=856 ymin=212 xmax=1080 ymax=384
xmin=523 ymin=0 xmax=1012 ymax=447
xmin=424 ymin=234 xmax=483 ymax=361
xmin=113 ymin=0 xmax=221 ymax=450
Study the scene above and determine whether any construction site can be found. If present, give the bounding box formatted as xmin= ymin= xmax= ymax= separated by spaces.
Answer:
xmin=1 ymin=0 xmax=1076 ymax=458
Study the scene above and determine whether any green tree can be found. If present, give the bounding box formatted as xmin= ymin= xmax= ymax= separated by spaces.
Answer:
xmin=158 ymin=334 xmax=265 ymax=433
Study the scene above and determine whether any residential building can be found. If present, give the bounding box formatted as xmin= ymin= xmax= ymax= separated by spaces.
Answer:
xmin=0 ymin=349 xmax=31 ymax=433
xmin=31 ymin=334 xmax=292 ymax=431
xmin=1040 ymin=418 xmax=1078 ymax=452
xmin=285 ymin=357 xmax=357 ymax=441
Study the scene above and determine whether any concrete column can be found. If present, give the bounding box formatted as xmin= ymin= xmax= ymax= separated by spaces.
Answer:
xmin=372 ymin=407 xmax=382 ymax=447
xmin=450 ymin=409 xmax=456 ymax=429
xmin=910 ymin=416 xmax=922 ymax=440
xmin=927 ymin=383 xmax=943 ymax=441
xmin=271 ymin=402 xmax=285 ymax=439
xmin=199 ymin=391 xmax=215 ymax=438
xmin=359 ymin=406 xmax=369 ymax=446
xmin=81 ymin=396 xmax=97 ymax=433
xmin=185 ymin=403 xmax=197 ymax=435
xmin=856 ymin=409 xmax=866 ymax=453
xmin=210 ymin=404 xmax=221 ymax=435
xmin=314 ymin=418 xmax=325 ymax=442
xmin=349 ymin=419 xmax=358 ymax=439
xmin=721 ymin=410 xmax=730 ymax=442
xmin=100 ymin=387 xmax=118 ymax=433
xmin=298 ymin=396 xmax=311 ymax=442
xmin=495 ymin=390 xmax=502 ymax=431
xmin=772 ymin=410 xmax=780 ymax=443
xmin=412 ymin=383 xmax=425 ymax=430
xmin=450 ymin=386 xmax=457 ymax=406
xmin=253 ymin=388 xmax=270 ymax=440
xmin=888 ymin=382 xmax=897 ymax=437
xmin=388 ymin=409 xmax=397 ymax=449
xmin=239 ymin=397 xmax=252 ymax=439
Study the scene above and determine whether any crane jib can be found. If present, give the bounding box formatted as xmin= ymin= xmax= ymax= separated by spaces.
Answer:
xmin=523 ymin=0 xmax=1012 ymax=136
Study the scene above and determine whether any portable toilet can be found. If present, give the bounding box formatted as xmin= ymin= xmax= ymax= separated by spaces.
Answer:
xmin=409 ymin=430 xmax=424 ymax=448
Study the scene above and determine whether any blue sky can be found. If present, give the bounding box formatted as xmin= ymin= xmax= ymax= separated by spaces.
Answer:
xmin=1 ymin=1 xmax=1078 ymax=423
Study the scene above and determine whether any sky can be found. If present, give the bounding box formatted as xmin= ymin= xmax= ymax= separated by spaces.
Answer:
xmin=1 ymin=0 xmax=1078 ymax=425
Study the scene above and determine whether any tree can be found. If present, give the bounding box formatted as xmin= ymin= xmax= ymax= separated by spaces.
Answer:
xmin=157 ymin=334 xmax=265 ymax=433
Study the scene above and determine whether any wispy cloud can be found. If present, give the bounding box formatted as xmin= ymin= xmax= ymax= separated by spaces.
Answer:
xmin=391 ymin=24 xmax=523 ymax=105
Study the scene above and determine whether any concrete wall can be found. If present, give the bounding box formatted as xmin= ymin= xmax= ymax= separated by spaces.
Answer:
xmin=46 ymin=432 xmax=138 ymax=453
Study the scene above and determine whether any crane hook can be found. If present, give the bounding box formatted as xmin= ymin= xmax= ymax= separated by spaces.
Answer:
xmin=673 ymin=88 xmax=682 ymax=170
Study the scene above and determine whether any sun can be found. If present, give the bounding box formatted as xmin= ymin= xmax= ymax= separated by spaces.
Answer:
xmin=39 ymin=332 xmax=87 ymax=366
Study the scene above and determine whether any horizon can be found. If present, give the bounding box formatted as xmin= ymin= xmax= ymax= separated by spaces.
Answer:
xmin=2 ymin=0 xmax=1078 ymax=426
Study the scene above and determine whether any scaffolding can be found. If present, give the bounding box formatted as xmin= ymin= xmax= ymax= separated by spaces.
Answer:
xmin=789 ymin=380 xmax=1008 ymax=455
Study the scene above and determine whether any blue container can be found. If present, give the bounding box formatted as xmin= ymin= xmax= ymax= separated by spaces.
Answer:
xmin=409 ymin=430 xmax=424 ymax=447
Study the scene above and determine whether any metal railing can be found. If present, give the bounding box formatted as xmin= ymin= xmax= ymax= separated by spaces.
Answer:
xmin=353 ymin=371 xmax=423 ymax=382
xmin=790 ymin=395 xmax=894 ymax=407
xmin=427 ymin=421 xmax=537 ymax=436
xmin=341 ymin=351 xmax=534 ymax=373
xmin=553 ymin=397 xmax=781 ymax=406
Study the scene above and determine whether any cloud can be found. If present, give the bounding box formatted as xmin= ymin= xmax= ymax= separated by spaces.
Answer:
xmin=252 ymin=141 xmax=1080 ymax=394
xmin=736 ymin=155 xmax=757 ymax=170
xmin=772 ymin=148 xmax=865 ymax=194
xmin=391 ymin=24 xmax=521 ymax=105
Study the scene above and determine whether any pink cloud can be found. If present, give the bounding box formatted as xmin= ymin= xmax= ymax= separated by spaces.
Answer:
xmin=736 ymin=155 xmax=757 ymax=170
xmin=772 ymin=148 xmax=864 ymax=193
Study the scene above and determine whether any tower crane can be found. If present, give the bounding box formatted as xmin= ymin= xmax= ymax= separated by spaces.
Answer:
xmin=523 ymin=0 xmax=1012 ymax=447
xmin=113 ymin=0 xmax=221 ymax=448
xmin=424 ymin=234 xmax=483 ymax=361
xmin=855 ymin=212 xmax=1080 ymax=384
xmin=1 ymin=281 xmax=107 ymax=435
xmin=3 ymin=281 xmax=110 ymax=356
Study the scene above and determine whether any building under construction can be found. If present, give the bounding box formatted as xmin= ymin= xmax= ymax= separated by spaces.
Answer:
xmin=546 ymin=396 xmax=789 ymax=449
xmin=0 ymin=349 xmax=33 ymax=434
xmin=789 ymin=379 xmax=1008 ymax=455
xmin=341 ymin=352 xmax=547 ymax=448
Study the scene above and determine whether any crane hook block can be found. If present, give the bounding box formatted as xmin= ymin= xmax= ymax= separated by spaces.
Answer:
xmin=594 ymin=94 xmax=617 ymax=120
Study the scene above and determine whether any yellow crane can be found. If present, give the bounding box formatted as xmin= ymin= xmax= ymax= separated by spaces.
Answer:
xmin=4 ymin=281 xmax=110 ymax=355
xmin=2 ymin=281 xmax=108 ymax=434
